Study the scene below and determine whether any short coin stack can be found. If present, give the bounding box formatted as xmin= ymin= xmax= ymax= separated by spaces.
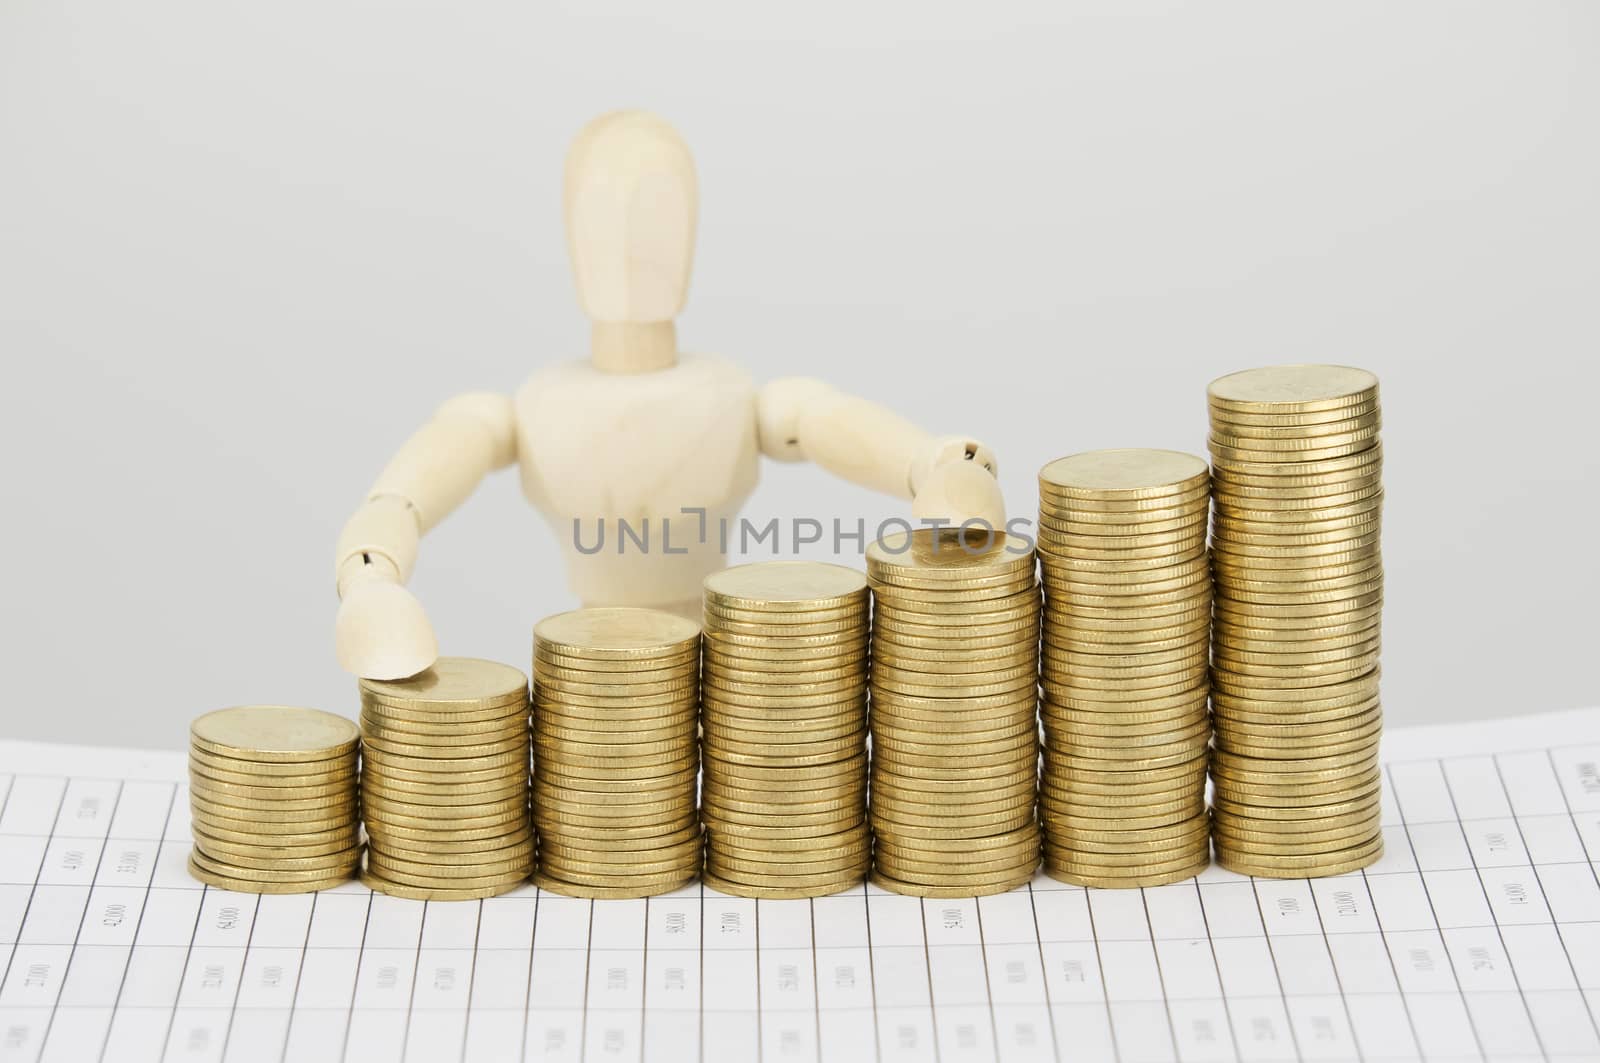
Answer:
xmin=700 ymin=562 xmax=872 ymax=898
xmin=358 ymin=658 xmax=534 ymax=899
xmin=1036 ymin=450 xmax=1213 ymax=887
xmin=188 ymin=706 xmax=362 ymax=893
xmin=532 ymin=608 xmax=701 ymax=898
xmin=867 ymin=529 xmax=1041 ymax=897
xmin=1206 ymin=365 xmax=1385 ymax=878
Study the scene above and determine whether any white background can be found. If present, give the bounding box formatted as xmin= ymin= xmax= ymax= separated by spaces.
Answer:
xmin=1 ymin=1 xmax=1595 ymax=748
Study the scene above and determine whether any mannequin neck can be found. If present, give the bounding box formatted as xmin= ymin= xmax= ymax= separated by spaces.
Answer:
xmin=590 ymin=321 xmax=678 ymax=373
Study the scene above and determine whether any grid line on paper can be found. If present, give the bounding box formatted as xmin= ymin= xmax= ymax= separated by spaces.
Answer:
xmin=860 ymin=882 xmax=883 ymax=1063
xmin=1081 ymin=874 xmax=1122 ymax=1063
xmin=972 ymin=892 xmax=1001 ymax=1056
xmin=1302 ymin=868 xmax=1366 ymax=1062
xmin=1023 ymin=883 xmax=1064 ymax=1063
xmin=520 ymin=885 xmax=539 ymax=1063
xmin=1244 ymin=867 xmax=1306 ymax=1062
xmin=398 ymin=899 xmax=428 ymax=1061
xmin=1494 ymin=753 xmax=1600 ymax=1045
xmin=808 ymin=897 xmax=822 ymax=1060
xmin=1136 ymin=888 xmax=1183 ymax=1062
xmin=337 ymin=890 xmax=376 ymax=1062
xmin=0 ymin=777 xmax=69 ymax=997
xmin=1384 ymin=762 xmax=1490 ymax=1059
xmin=280 ymin=890 xmax=320 ymax=1063
xmin=157 ymin=880 xmax=210 ymax=1060
xmin=1189 ymin=878 xmax=1245 ymax=1060
xmin=218 ymin=892 xmax=264 ymax=1060
xmin=459 ymin=899 xmax=484 ymax=1063
xmin=39 ymin=779 xmax=126 ymax=1054
xmin=917 ymin=897 xmax=944 ymax=1063
xmin=3 ymin=719 xmax=1600 ymax=1063
xmin=1437 ymin=759 xmax=1549 ymax=1056
xmin=98 ymin=781 xmax=178 ymax=1063
xmin=1357 ymin=867 xmax=1425 ymax=1057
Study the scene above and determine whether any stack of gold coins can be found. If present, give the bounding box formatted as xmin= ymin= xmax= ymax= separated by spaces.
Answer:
xmin=187 ymin=706 xmax=362 ymax=893
xmin=867 ymin=529 xmax=1041 ymax=897
xmin=700 ymin=561 xmax=872 ymax=898
xmin=1035 ymin=451 xmax=1213 ymax=887
xmin=531 ymin=608 xmax=701 ymax=898
xmin=1206 ymin=365 xmax=1384 ymax=878
xmin=358 ymin=658 xmax=534 ymax=899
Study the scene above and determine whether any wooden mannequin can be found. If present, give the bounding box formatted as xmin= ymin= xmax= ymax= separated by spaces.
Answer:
xmin=335 ymin=110 xmax=1006 ymax=679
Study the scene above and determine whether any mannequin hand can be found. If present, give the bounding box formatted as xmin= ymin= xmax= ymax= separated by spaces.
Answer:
xmin=335 ymin=580 xmax=439 ymax=679
xmin=912 ymin=459 xmax=1006 ymax=532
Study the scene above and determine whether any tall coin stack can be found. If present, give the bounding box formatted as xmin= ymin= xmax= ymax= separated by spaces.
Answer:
xmin=700 ymin=562 xmax=872 ymax=898
xmin=1206 ymin=365 xmax=1384 ymax=878
xmin=1036 ymin=451 xmax=1213 ymax=887
xmin=532 ymin=608 xmax=701 ymax=898
xmin=188 ymin=706 xmax=362 ymax=893
xmin=867 ymin=529 xmax=1041 ymax=897
xmin=358 ymin=658 xmax=534 ymax=899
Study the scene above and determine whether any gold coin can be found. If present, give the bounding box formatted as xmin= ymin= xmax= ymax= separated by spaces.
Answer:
xmin=872 ymin=605 xmax=1039 ymax=633
xmin=189 ymin=814 xmax=358 ymax=846
xmin=1207 ymin=365 xmax=1378 ymax=413
xmin=868 ymin=570 xmax=1040 ymax=598
xmin=359 ymin=710 xmax=528 ymax=740
xmin=538 ymin=850 xmax=701 ymax=882
xmin=873 ymin=654 xmax=1039 ymax=681
xmin=535 ymin=607 xmax=699 ymax=659
xmin=187 ymin=761 xmax=358 ymax=792
xmin=705 ymin=616 xmax=869 ymax=641
xmin=533 ymin=871 xmax=696 ymax=900
xmin=699 ymin=869 xmax=863 ymax=900
xmin=361 ymin=868 xmax=527 ymax=901
xmin=1213 ymin=659 xmax=1379 ymax=690
xmin=1041 ymin=659 xmax=1207 ymax=690
xmin=361 ymin=656 xmax=528 ymax=710
xmin=1038 ymin=508 xmax=1207 ymax=538
xmin=367 ymin=851 xmax=533 ymax=884
xmin=190 ymin=706 xmax=359 ymax=763
xmin=871 ymin=673 xmax=1035 ymax=702
xmin=190 ymin=846 xmax=360 ymax=882
xmin=192 ymin=827 xmax=359 ymax=863
xmin=189 ymin=804 xmax=356 ymax=836
xmin=867 ymin=866 xmax=1035 ymax=898
xmin=703 ymin=658 xmax=864 ymax=684
xmin=1210 ymin=407 xmax=1381 ymax=439
xmin=356 ymin=755 xmax=527 ymax=788
xmin=537 ymin=848 xmax=703 ymax=880
xmin=190 ymin=787 xmax=357 ymax=818
xmin=1038 ymin=449 xmax=1208 ymax=498
xmin=186 ymin=746 xmax=357 ymax=779
xmin=703 ymin=560 xmax=867 ymax=609
xmin=1043 ymin=856 xmax=1209 ymax=889
xmin=361 ymin=717 xmax=528 ymax=748
xmin=1210 ymin=396 xmax=1379 ymax=426
xmin=372 ymin=825 xmax=534 ymax=857
xmin=1214 ymin=836 xmax=1383 ymax=877
xmin=538 ymin=838 xmax=700 ymax=871
xmin=533 ymin=715 xmax=694 ymax=744
xmin=1209 ymin=433 xmax=1379 ymax=465
xmin=708 ymin=851 xmax=870 ymax=882
xmin=868 ymin=527 xmax=1035 ymax=580
xmin=360 ymin=730 xmax=527 ymax=757
xmin=703 ymin=670 xmax=867 ymax=698
xmin=1211 ymin=451 xmax=1384 ymax=489
xmin=1211 ymin=746 xmax=1379 ymax=778
xmin=531 ymin=671 xmax=698 ymax=700
xmin=535 ymin=647 xmax=698 ymax=676
xmin=190 ymin=855 xmax=356 ymax=894
xmin=364 ymin=813 xmax=529 ymax=844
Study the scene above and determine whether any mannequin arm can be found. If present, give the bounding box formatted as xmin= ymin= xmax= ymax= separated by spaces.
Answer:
xmin=755 ymin=377 xmax=1005 ymax=527
xmin=333 ymin=392 xmax=517 ymax=677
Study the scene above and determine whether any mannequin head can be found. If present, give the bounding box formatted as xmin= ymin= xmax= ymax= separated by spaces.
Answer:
xmin=564 ymin=111 xmax=698 ymax=330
